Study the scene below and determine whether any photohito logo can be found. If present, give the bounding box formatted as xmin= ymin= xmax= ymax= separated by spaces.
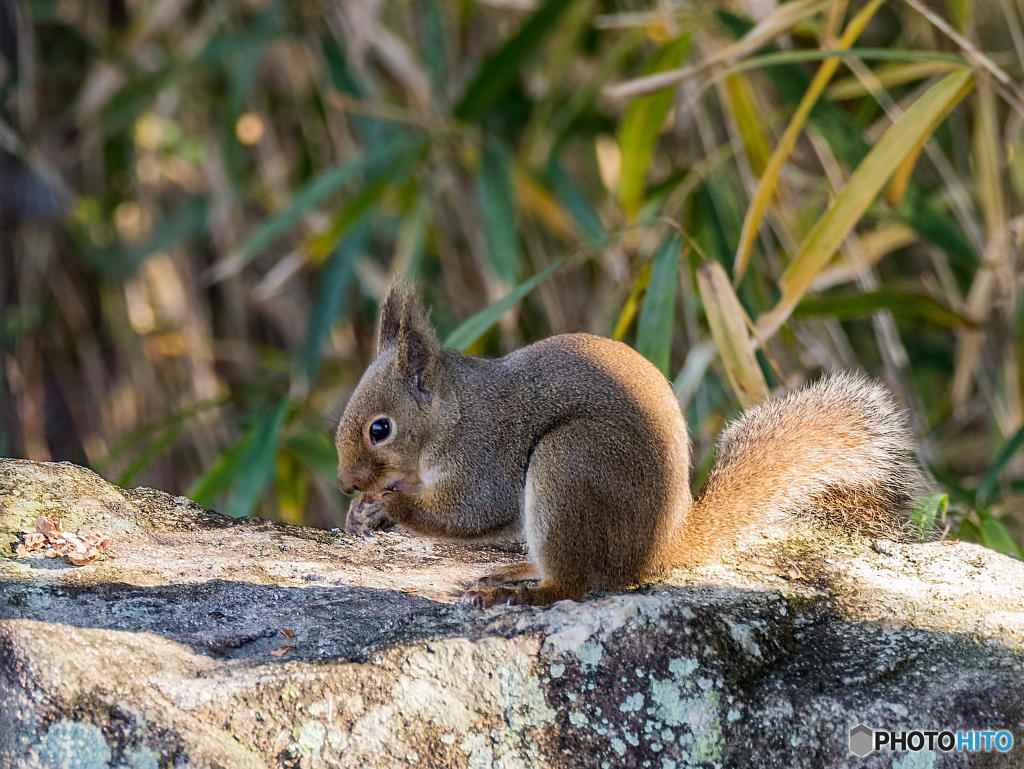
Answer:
xmin=848 ymin=724 xmax=1015 ymax=757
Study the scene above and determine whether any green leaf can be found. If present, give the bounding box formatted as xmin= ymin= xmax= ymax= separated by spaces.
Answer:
xmin=794 ymin=291 xmax=972 ymax=328
xmin=717 ymin=11 xmax=980 ymax=273
xmin=210 ymin=138 xmax=418 ymax=281
xmin=617 ymin=35 xmax=692 ymax=219
xmin=732 ymin=0 xmax=887 ymax=281
xmin=307 ymin=143 xmax=427 ymax=262
xmin=898 ymin=188 xmax=977 ymax=270
xmin=696 ymin=174 xmax=742 ymax=266
xmin=756 ymin=69 xmax=974 ymax=338
xmin=285 ymin=429 xmax=339 ymax=480
xmin=477 ymin=139 xmax=519 ymax=283
xmin=275 ymin=450 xmax=309 ymax=524
xmin=544 ymin=156 xmax=607 ymax=249
xmin=96 ymin=396 xmax=230 ymax=476
xmin=612 ymin=262 xmax=652 ymax=341
xmin=958 ymin=518 xmax=981 ymax=543
xmin=223 ymin=400 xmax=291 ymax=518
xmin=635 ymin=234 xmax=682 ymax=376
xmin=187 ymin=437 xmax=251 ymax=507
xmin=445 ymin=259 xmax=564 ymax=351
xmin=977 ymin=424 xmax=1024 ymax=504
xmin=296 ymin=219 xmax=370 ymax=388
xmin=725 ymin=47 xmax=968 ymax=74
xmin=454 ymin=0 xmax=575 ymax=122
xmin=423 ymin=0 xmax=447 ymax=96
xmin=115 ymin=424 xmax=183 ymax=487
xmin=910 ymin=492 xmax=948 ymax=535
xmin=978 ymin=514 xmax=1024 ymax=559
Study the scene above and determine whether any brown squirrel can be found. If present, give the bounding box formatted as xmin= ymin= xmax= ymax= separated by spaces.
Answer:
xmin=335 ymin=284 xmax=926 ymax=608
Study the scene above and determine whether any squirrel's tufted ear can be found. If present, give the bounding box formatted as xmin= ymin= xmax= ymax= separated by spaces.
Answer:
xmin=377 ymin=282 xmax=406 ymax=354
xmin=395 ymin=291 xmax=441 ymax=404
xmin=377 ymin=283 xmax=441 ymax=404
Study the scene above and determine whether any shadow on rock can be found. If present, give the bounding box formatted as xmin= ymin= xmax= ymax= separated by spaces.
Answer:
xmin=0 ymin=578 xmax=475 ymax=662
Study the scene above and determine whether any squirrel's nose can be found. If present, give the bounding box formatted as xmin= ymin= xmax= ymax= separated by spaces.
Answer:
xmin=339 ymin=475 xmax=362 ymax=495
xmin=337 ymin=468 xmax=358 ymax=495
xmin=338 ymin=465 xmax=369 ymax=495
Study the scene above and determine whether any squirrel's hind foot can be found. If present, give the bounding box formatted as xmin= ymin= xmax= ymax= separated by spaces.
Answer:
xmin=460 ymin=580 xmax=583 ymax=608
xmin=469 ymin=562 xmax=539 ymax=589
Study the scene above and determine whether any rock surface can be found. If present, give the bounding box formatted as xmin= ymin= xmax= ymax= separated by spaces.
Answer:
xmin=1 ymin=458 xmax=1024 ymax=769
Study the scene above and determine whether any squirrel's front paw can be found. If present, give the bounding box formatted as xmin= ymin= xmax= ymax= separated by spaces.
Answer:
xmin=344 ymin=495 xmax=395 ymax=536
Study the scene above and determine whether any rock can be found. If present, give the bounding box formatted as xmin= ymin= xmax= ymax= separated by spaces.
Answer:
xmin=1 ymin=458 xmax=1023 ymax=769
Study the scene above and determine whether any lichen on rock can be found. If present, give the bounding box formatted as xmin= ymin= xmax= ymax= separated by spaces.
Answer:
xmin=2 ymin=458 xmax=1023 ymax=768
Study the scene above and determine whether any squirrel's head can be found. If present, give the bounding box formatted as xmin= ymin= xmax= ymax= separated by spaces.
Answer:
xmin=335 ymin=283 xmax=444 ymax=496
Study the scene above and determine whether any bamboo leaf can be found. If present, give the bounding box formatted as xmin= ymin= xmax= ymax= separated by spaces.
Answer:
xmin=721 ymin=48 xmax=968 ymax=77
xmin=208 ymin=138 xmax=418 ymax=282
xmin=897 ymin=188 xmax=977 ymax=269
xmin=96 ymin=397 xmax=230 ymax=476
xmin=723 ymin=72 xmax=770 ymax=177
xmin=756 ymin=68 xmax=974 ymax=339
xmin=716 ymin=12 xmax=979 ymax=272
xmin=444 ymin=260 xmax=564 ymax=351
xmin=543 ymin=157 xmax=607 ymax=249
xmin=612 ymin=262 xmax=652 ymax=341
xmin=223 ymin=400 xmax=291 ymax=518
xmin=275 ymin=451 xmax=308 ymax=525
xmin=886 ymin=74 xmax=973 ymax=207
xmin=393 ymin=188 xmax=431 ymax=279
xmin=953 ymin=80 xmax=1010 ymax=409
xmin=423 ymin=0 xmax=447 ymax=96
xmin=617 ymin=35 xmax=691 ymax=219
xmin=733 ymin=0 xmax=888 ymax=282
xmin=188 ymin=436 xmax=251 ymax=508
xmin=478 ymin=139 xmax=520 ymax=283
xmin=672 ymin=341 xmax=717 ymax=410
xmin=910 ymin=492 xmax=948 ymax=535
xmin=307 ymin=143 xmax=426 ymax=262
xmin=296 ymin=219 xmax=370 ymax=388
xmin=285 ymin=429 xmax=339 ymax=481
xmin=635 ymin=235 xmax=683 ymax=375
xmin=959 ymin=519 xmax=981 ymax=543
xmin=697 ymin=259 xmax=769 ymax=407
xmin=979 ymin=514 xmax=1024 ymax=559
xmin=794 ymin=290 xmax=972 ymax=328
xmin=827 ymin=59 xmax=963 ymax=100
xmin=977 ymin=424 xmax=1024 ymax=504
xmin=606 ymin=0 xmax=831 ymax=99
xmin=514 ymin=167 xmax=578 ymax=241
xmin=454 ymin=0 xmax=575 ymax=122
xmin=115 ymin=423 xmax=184 ymax=487
xmin=811 ymin=223 xmax=917 ymax=291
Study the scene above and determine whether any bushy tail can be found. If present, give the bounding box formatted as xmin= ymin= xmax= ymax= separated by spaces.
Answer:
xmin=677 ymin=372 xmax=928 ymax=564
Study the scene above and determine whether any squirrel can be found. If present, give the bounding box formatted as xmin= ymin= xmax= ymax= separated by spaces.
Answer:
xmin=335 ymin=283 xmax=927 ymax=608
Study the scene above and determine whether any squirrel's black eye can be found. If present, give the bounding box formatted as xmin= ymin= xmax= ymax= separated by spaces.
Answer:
xmin=368 ymin=418 xmax=393 ymax=444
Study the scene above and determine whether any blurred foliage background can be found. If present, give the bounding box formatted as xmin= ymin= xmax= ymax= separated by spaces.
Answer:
xmin=2 ymin=0 xmax=1023 ymax=552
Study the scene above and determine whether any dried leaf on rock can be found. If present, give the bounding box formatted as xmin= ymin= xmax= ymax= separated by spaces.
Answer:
xmin=11 ymin=515 xmax=112 ymax=566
